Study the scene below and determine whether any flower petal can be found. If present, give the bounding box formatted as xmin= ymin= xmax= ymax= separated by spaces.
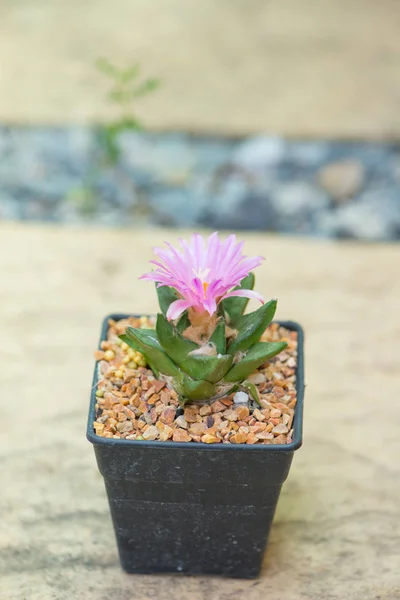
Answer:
xmin=220 ymin=289 xmax=264 ymax=304
xmin=190 ymin=233 xmax=205 ymax=270
xmin=166 ymin=299 xmax=192 ymax=321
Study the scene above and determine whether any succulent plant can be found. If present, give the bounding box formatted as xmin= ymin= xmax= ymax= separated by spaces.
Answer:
xmin=120 ymin=233 xmax=287 ymax=405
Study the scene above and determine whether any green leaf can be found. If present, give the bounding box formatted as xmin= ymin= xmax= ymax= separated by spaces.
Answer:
xmin=176 ymin=312 xmax=190 ymax=333
xmin=241 ymin=380 xmax=261 ymax=406
xmin=133 ymin=78 xmax=160 ymax=97
xmin=180 ymin=353 xmax=233 ymax=384
xmin=174 ymin=373 xmax=216 ymax=402
xmin=156 ymin=314 xmax=199 ymax=365
xmin=209 ymin=319 xmax=226 ymax=354
xmin=107 ymin=89 xmax=134 ymax=104
xmin=156 ymin=314 xmax=232 ymax=383
xmin=121 ymin=64 xmax=140 ymax=83
xmin=156 ymin=285 xmax=180 ymax=317
xmin=95 ymin=57 xmax=120 ymax=79
xmin=228 ymin=299 xmax=277 ymax=355
xmin=120 ymin=327 xmax=179 ymax=377
xmin=224 ymin=341 xmax=287 ymax=382
xmin=221 ymin=272 xmax=255 ymax=321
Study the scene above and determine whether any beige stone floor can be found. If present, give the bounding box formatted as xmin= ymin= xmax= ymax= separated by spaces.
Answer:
xmin=0 ymin=223 xmax=399 ymax=599
xmin=0 ymin=0 xmax=400 ymax=138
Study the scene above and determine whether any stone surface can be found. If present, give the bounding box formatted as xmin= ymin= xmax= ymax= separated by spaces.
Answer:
xmin=1 ymin=1 xmax=400 ymax=139
xmin=1 ymin=127 xmax=400 ymax=240
xmin=317 ymin=159 xmax=365 ymax=202
xmin=0 ymin=224 xmax=400 ymax=599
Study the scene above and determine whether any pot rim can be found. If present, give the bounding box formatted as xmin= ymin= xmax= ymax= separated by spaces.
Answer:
xmin=87 ymin=314 xmax=304 ymax=452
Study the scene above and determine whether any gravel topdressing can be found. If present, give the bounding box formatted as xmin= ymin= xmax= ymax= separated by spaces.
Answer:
xmin=93 ymin=317 xmax=298 ymax=445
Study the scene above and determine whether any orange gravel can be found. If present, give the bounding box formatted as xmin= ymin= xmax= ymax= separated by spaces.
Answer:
xmin=93 ymin=317 xmax=298 ymax=444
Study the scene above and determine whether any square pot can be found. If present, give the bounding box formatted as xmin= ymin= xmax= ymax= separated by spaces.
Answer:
xmin=87 ymin=314 xmax=304 ymax=578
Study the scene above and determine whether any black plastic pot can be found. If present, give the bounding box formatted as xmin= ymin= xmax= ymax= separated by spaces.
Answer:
xmin=87 ymin=314 xmax=304 ymax=578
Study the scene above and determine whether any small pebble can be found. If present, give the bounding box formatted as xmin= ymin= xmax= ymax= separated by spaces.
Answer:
xmin=247 ymin=372 xmax=266 ymax=385
xmin=184 ymin=407 xmax=199 ymax=423
xmin=253 ymin=409 xmax=266 ymax=422
xmin=211 ymin=400 xmax=226 ymax=413
xmin=223 ymin=409 xmax=238 ymax=422
xmin=104 ymin=350 xmax=115 ymax=361
xmin=201 ymin=434 xmax=219 ymax=444
xmin=160 ymin=407 xmax=176 ymax=425
xmin=235 ymin=405 xmax=250 ymax=420
xmin=206 ymin=415 xmax=215 ymax=429
xmin=142 ymin=425 xmax=159 ymax=440
xmin=156 ymin=422 xmax=174 ymax=441
xmin=272 ymin=423 xmax=289 ymax=435
xmin=273 ymin=386 xmax=285 ymax=398
xmin=189 ymin=422 xmax=207 ymax=435
xmin=256 ymin=431 xmax=274 ymax=440
xmin=230 ymin=433 xmax=248 ymax=444
xmin=273 ymin=434 xmax=288 ymax=444
xmin=175 ymin=415 xmax=189 ymax=429
xmin=173 ymin=429 xmax=191 ymax=443
xmin=233 ymin=391 xmax=249 ymax=404
xmin=271 ymin=408 xmax=282 ymax=418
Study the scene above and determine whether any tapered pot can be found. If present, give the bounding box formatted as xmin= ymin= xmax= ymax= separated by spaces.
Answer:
xmin=87 ymin=314 xmax=304 ymax=578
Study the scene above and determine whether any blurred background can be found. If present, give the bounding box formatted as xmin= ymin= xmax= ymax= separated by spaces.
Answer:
xmin=1 ymin=0 xmax=400 ymax=239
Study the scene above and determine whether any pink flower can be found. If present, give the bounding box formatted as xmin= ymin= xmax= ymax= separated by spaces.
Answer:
xmin=141 ymin=232 xmax=264 ymax=321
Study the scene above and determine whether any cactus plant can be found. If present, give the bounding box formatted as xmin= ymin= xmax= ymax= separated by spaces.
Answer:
xmin=120 ymin=233 xmax=287 ymax=405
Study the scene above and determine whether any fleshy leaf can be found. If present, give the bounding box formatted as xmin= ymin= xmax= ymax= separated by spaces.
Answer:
xmin=241 ymin=380 xmax=261 ymax=406
xmin=174 ymin=373 xmax=216 ymax=402
xmin=180 ymin=353 xmax=233 ymax=384
xmin=224 ymin=341 xmax=287 ymax=382
xmin=209 ymin=319 xmax=226 ymax=354
xmin=156 ymin=285 xmax=179 ymax=316
xmin=156 ymin=314 xmax=199 ymax=366
xmin=221 ymin=272 xmax=255 ymax=321
xmin=120 ymin=327 xmax=179 ymax=377
xmin=176 ymin=312 xmax=190 ymax=333
xmin=228 ymin=299 xmax=277 ymax=355
xmin=157 ymin=314 xmax=232 ymax=382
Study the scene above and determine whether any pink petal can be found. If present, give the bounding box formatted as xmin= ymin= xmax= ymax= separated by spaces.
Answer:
xmin=224 ymin=256 xmax=264 ymax=285
xmin=192 ymin=277 xmax=205 ymax=298
xmin=205 ymin=231 xmax=220 ymax=265
xmin=205 ymin=278 xmax=224 ymax=300
xmin=140 ymin=272 xmax=176 ymax=286
xmin=139 ymin=272 xmax=161 ymax=281
xmin=220 ymin=289 xmax=264 ymax=304
xmin=190 ymin=233 xmax=206 ymax=269
xmin=204 ymin=298 xmax=217 ymax=315
xmin=166 ymin=299 xmax=192 ymax=321
xmin=149 ymin=260 xmax=170 ymax=271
